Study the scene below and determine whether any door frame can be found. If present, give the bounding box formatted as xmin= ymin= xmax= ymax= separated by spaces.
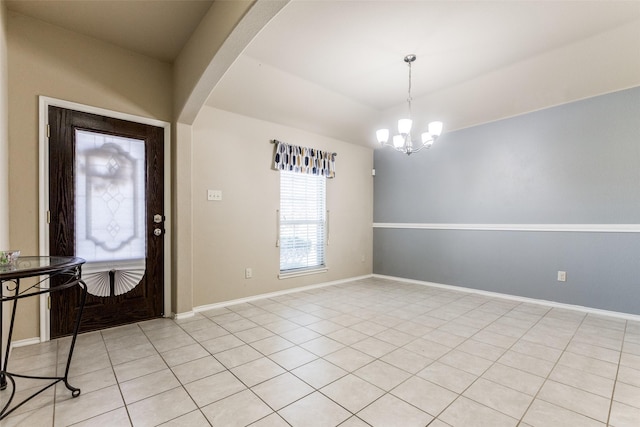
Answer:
xmin=38 ymin=96 xmax=172 ymax=342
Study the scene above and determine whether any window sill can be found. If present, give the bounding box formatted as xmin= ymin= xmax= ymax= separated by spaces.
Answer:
xmin=278 ymin=267 xmax=328 ymax=280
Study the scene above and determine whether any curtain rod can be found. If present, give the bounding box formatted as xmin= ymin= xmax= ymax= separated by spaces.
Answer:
xmin=271 ymin=139 xmax=337 ymax=156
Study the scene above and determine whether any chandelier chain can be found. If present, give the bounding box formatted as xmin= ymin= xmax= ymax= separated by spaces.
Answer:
xmin=407 ymin=60 xmax=413 ymax=118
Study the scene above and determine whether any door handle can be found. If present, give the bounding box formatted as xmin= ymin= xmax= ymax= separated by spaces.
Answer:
xmin=153 ymin=228 xmax=163 ymax=237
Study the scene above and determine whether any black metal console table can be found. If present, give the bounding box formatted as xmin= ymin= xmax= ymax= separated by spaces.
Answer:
xmin=0 ymin=256 xmax=87 ymax=420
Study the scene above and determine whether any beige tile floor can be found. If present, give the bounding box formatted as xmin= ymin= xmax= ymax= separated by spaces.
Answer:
xmin=2 ymin=277 xmax=640 ymax=426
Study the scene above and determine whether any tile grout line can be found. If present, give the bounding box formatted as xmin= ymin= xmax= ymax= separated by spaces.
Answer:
xmin=418 ymin=297 xmax=548 ymax=425
xmin=174 ymin=310 xmax=296 ymax=426
xmin=229 ymin=285 xmax=449 ymax=425
xmin=513 ymin=310 xmax=586 ymax=426
xmin=515 ymin=310 xmax=619 ymax=426
xmin=285 ymin=291 xmax=522 ymax=424
xmin=605 ymin=319 xmax=627 ymax=427
xmin=138 ymin=321 xmax=210 ymax=427
xmin=107 ymin=325 xmax=138 ymax=427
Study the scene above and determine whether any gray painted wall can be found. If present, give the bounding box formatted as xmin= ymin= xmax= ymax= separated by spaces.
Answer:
xmin=373 ymin=87 xmax=640 ymax=315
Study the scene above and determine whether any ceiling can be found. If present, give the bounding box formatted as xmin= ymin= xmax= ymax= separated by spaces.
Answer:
xmin=209 ymin=1 xmax=640 ymax=146
xmin=7 ymin=0 xmax=640 ymax=147
xmin=6 ymin=0 xmax=214 ymax=62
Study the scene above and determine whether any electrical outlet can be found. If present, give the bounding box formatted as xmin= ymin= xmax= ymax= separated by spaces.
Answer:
xmin=557 ymin=271 xmax=567 ymax=282
xmin=245 ymin=268 xmax=252 ymax=279
xmin=207 ymin=190 xmax=222 ymax=201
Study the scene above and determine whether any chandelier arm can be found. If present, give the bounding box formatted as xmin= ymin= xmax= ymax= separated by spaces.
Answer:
xmin=380 ymin=137 xmax=433 ymax=155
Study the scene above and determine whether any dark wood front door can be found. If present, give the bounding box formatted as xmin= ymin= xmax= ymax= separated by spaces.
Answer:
xmin=48 ymin=106 xmax=165 ymax=338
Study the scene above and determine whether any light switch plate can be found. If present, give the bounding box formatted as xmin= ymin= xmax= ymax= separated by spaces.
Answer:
xmin=207 ymin=190 xmax=222 ymax=201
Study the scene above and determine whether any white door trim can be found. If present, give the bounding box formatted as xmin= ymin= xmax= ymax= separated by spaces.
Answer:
xmin=38 ymin=96 xmax=172 ymax=342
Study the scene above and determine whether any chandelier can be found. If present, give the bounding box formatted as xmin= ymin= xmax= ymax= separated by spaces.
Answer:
xmin=376 ymin=54 xmax=443 ymax=155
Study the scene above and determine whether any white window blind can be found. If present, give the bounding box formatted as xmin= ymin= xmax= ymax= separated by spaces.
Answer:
xmin=279 ymin=170 xmax=326 ymax=273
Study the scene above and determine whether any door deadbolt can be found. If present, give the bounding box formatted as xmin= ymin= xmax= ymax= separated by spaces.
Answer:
xmin=153 ymin=214 xmax=163 ymax=223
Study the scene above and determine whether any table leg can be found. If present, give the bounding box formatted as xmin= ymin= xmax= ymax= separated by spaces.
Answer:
xmin=0 ymin=288 xmax=4 ymax=391
xmin=1 ymin=279 xmax=19 ymax=391
xmin=61 ymin=280 xmax=87 ymax=396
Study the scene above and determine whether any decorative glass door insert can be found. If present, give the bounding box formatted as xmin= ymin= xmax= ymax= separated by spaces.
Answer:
xmin=74 ymin=130 xmax=146 ymax=297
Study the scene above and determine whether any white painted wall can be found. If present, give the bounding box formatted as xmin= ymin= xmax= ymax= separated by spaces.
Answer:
xmin=190 ymin=106 xmax=373 ymax=308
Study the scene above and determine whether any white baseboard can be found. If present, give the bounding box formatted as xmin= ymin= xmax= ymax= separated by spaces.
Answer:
xmin=372 ymin=223 xmax=640 ymax=233
xmin=13 ymin=276 xmax=372 ymax=346
xmin=17 ymin=273 xmax=633 ymax=347
xmin=11 ymin=337 xmax=41 ymax=349
xmin=173 ymin=311 xmax=196 ymax=320
xmin=373 ymin=274 xmax=640 ymax=322
xmin=193 ymin=274 xmax=373 ymax=313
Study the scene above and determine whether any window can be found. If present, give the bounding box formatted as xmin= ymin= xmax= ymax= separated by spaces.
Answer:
xmin=279 ymin=170 xmax=326 ymax=275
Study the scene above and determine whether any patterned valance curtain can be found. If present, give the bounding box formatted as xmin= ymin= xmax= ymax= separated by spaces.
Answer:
xmin=272 ymin=139 xmax=336 ymax=178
